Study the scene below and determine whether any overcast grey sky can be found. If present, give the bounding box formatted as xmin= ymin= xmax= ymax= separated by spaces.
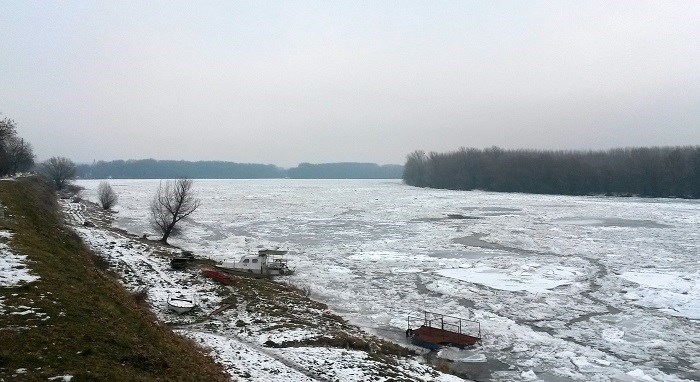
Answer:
xmin=1 ymin=1 xmax=698 ymax=167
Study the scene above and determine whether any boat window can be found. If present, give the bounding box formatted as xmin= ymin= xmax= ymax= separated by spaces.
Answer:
xmin=252 ymin=259 xmax=259 ymax=263
xmin=243 ymin=259 xmax=249 ymax=263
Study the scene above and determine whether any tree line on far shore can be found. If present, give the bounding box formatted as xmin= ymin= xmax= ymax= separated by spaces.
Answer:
xmin=287 ymin=162 xmax=403 ymax=179
xmin=76 ymin=159 xmax=403 ymax=179
xmin=403 ymin=146 xmax=700 ymax=198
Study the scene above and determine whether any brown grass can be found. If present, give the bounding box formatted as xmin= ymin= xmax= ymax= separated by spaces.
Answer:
xmin=222 ymin=271 xmax=415 ymax=360
xmin=0 ymin=176 xmax=230 ymax=381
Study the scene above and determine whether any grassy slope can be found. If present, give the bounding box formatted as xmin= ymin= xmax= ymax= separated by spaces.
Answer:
xmin=0 ymin=177 xmax=230 ymax=381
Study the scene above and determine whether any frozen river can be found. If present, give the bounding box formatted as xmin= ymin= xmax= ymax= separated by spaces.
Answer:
xmin=76 ymin=179 xmax=700 ymax=382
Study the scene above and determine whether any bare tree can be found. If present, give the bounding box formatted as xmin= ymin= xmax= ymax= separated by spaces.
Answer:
xmin=0 ymin=118 xmax=16 ymax=145
xmin=0 ymin=116 xmax=36 ymax=177
xmin=40 ymin=156 xmax=76 ymax=190
xmin=97 ymin=181 xmax=118 ymax=210
xmin=402 ymin=150 xmax=430 ymax=187
xmin=0 ymin=118 xmax=18 ymax=176
xmin=4 ymin=136 xmax=35 ymax=174
xmin=150 ymin=178 xmax=200 ymax=244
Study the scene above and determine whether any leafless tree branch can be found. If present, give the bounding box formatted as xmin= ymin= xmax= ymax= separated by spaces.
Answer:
xmin=150 ymin=178 xmax=200 ymax=244
xmin=40 ymin=156 xmax=76 ymax=190
xmin=98 ymin=181 xmax=118 ymax=210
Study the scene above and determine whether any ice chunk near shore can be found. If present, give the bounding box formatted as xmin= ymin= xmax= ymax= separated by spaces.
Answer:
xmin=437 ymin=347 xmax=487 ymax=363
xmin=626 ymin=368 xmax=656 ymax=381
xmin=570 ymin=356 xmax=598 ymax=373
xmin=520 ymin=370 xmax=538 ymax=381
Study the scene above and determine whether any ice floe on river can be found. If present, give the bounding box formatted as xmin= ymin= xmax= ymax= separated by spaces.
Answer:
xmin=620 ymin=271 xmax=700 ymax=320
xmin=436 ymin=263 xmax=582 ymax=293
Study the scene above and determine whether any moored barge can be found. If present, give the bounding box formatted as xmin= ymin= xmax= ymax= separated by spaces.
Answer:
xmin=406 ymin=311 xmax=481 ymax=350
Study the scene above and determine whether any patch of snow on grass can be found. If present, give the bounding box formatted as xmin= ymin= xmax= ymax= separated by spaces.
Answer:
xmin=0 ymin=232 xmax=39 ymax=287
xmin=280 ymin=346 xmax=463 ymax=382
xmin=182 ymin=330 xmax=317 ymax=382
xmin=48 ymin=375 xmax=74 ymax=381
xmin=257 ymin=328 xmax=317 ymax=345
xmin=1 ymin=226 xmax=40 ymax=315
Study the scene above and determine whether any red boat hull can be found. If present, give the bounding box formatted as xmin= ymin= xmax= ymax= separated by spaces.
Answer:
xmin=201 ymin=268 xmax=237 ymax=285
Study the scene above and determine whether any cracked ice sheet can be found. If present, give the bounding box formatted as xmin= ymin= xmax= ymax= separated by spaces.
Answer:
xmin=620 ymin=271 xmax=700 ymax=320
xmin=436 ymin=263 xmax=582 ymax=293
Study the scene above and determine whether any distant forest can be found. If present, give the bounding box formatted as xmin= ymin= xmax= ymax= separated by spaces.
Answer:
xmin=76 ymin=159 xmax=403 ymax=179
xmin=287 ymin=162 xmax=403 ymax=179
xmin=403 ymin=146 xmax=700 ymax=198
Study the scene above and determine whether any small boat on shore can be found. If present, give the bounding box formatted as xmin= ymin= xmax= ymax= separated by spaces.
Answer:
xmin=406 ymin=311 xmax=481 ymax=350
xmin=201 ymin=267 xmax=237 ymax=285
xmin=170 ymin=257 xmax=189 ymax=269
xmin=167 ymin=294 xmax=196 ymax=314
xmin=215 ymin=249 xmax=294 ymax=278
xmin=170 ymin=251 xmax=195 ymax=270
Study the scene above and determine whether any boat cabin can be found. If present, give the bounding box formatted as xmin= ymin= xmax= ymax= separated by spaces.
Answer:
xmin=239 ymin=255 xmax=263 ymax=271
xmin=216 ymin=249 xmax=293 ymax=277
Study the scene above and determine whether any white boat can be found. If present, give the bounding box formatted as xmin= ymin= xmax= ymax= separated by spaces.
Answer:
xmin=216 ymin=249 xmax=294 ymax=278
xmin=167 ymin=294 xmax=196 ymax=314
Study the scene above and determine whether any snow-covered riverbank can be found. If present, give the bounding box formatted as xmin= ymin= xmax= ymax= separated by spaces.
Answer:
xmin=75 ymin=178 xmax=700 ymax=382
xmin=62 ymin=197 xmax=463 ymax=382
